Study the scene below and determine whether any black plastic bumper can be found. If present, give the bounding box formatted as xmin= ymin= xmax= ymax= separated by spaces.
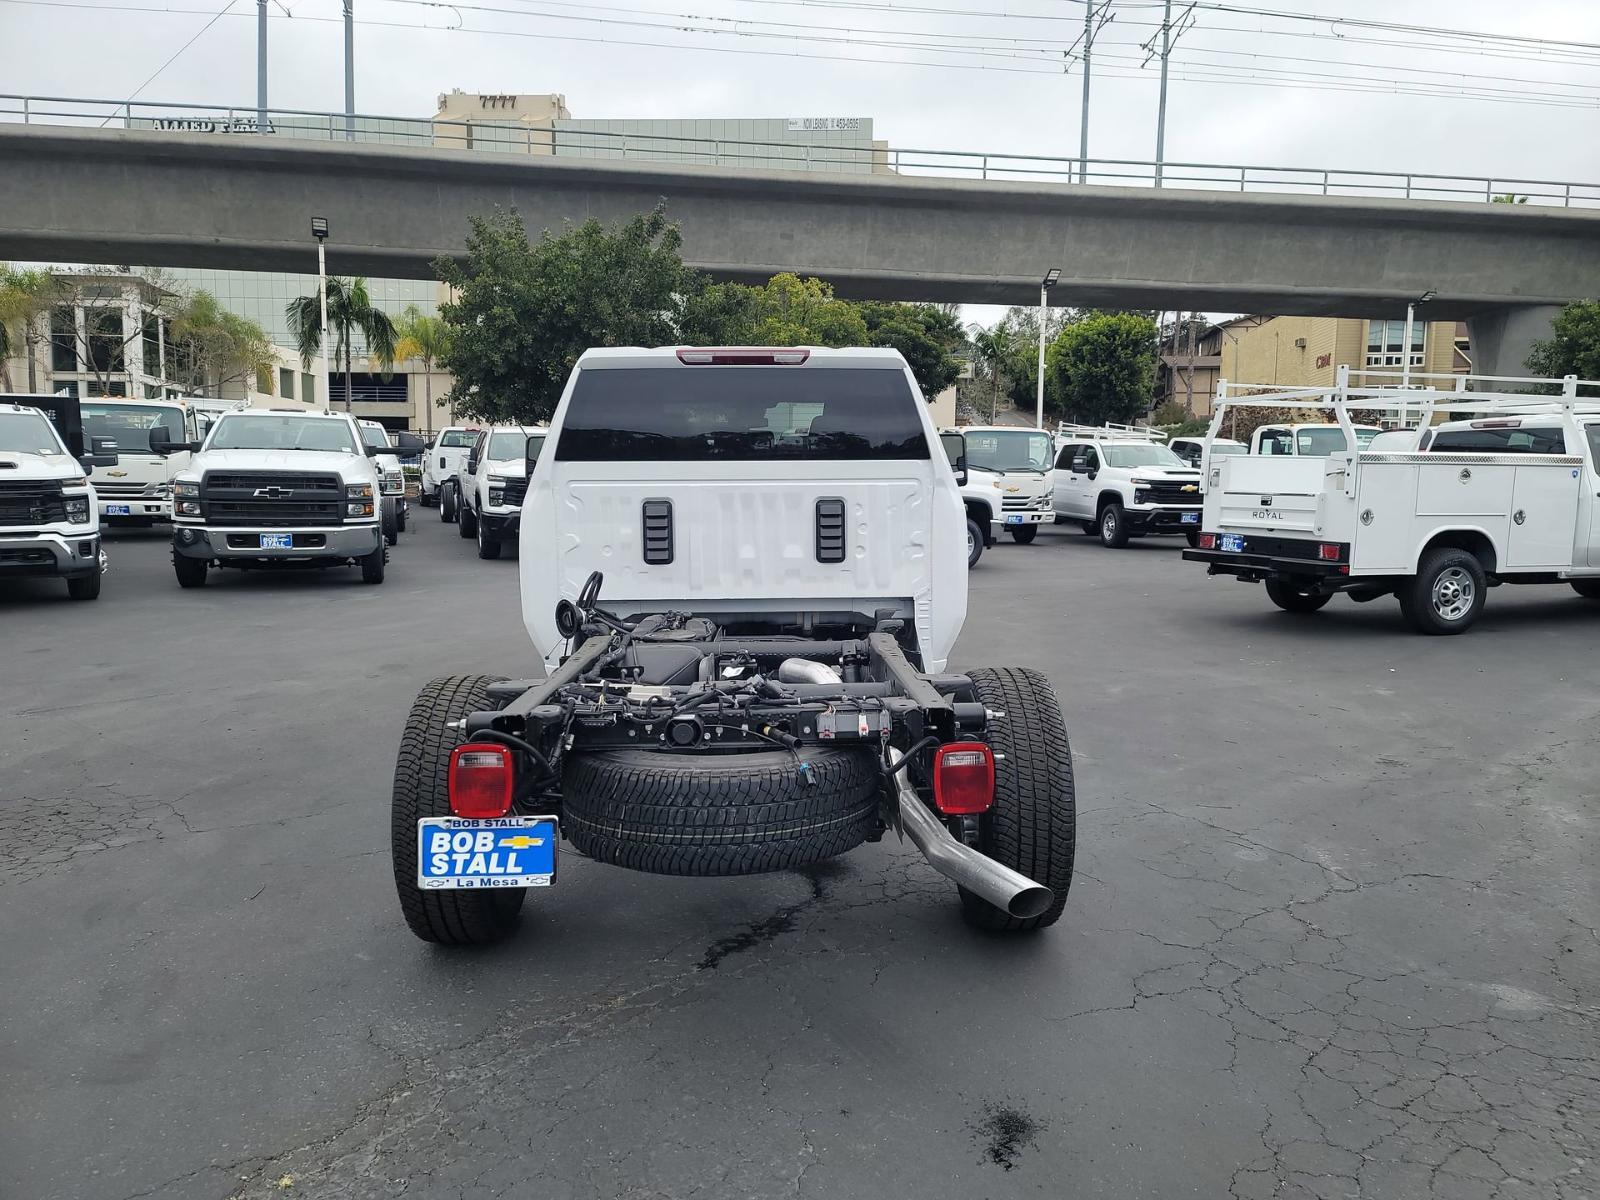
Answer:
xmin=1183 ymin=549 xmax=1349 ymax=582
xmin=1127 ymin=508 xmax=1202 ymax=533
xmin=480 ymin=510 xmax=520 ymax=539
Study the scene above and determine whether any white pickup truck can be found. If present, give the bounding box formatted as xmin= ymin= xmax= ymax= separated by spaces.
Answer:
xmin=1184 ymin=368 xmax=1600 ymax=634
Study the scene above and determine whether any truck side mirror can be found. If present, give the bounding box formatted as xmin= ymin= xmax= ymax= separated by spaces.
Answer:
xmin=939 ymin=431 xmax=968 ymax=487
xmin=394 ymin=431 xmax=425 ymax=453
xmin=148 ymin=429 xmax=197 ymax=457
xmin=364 ymin=442 xmax=382 ymax=457
xmin=82 ymin=435 xmax=120 ymax=470
xmin=525 ymin=436 xmax=545 ymax=478
xmin=467 ymin=453 xmax=481 ymax=474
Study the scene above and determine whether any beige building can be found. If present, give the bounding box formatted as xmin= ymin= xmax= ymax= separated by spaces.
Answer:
xmin=1157 ymin=314 xmax=1471 ymax=418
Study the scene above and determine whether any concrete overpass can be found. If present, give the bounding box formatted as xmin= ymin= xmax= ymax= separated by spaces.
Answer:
xmin=2 ymin=125 xmax=1596 ymax=373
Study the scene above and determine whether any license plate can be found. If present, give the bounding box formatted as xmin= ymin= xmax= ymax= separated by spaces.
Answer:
xmin=1005 ymin=514 xmax=1026 ymax=525
xmin=259 ymin=533 xmax=293 ymax=549
xmin=106 ymin=504 xmax=131 ymax=515
xmin=1220 ymin=534 xmax=1245 ymax=553
xmin=1181 ymin=511 xmax=1200 ymax=524
xmin=417 ymin=816 xmax=557 ymax=889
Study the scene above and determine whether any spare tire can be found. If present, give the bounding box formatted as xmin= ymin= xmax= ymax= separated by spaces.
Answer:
xmin=562 ymin=746 xmax=881 ymax=876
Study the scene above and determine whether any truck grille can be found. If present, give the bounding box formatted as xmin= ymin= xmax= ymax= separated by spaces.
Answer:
xmin=0 ymin=481 xmax=66 ymax=525
xmin=200 ymin=471 xmax=344 ymax=527
xmin=502 ymin=476 xmax=529 ymax=506
xmin=1000 ymin=494 xmax=1048 ymax=511
xmin=93 ymin=482 xmax=152 ymax=498
xmin=1136 ymin=480 xmax=1203 ymax=506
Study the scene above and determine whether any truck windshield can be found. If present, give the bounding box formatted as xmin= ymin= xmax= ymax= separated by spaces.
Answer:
xmin=360 ymin=425 xmax=391 ymax=450
xmin=555 ymin=367 xmax=929 ymax=462
xmin=208 ymin=415 xmax=358 ymax=454
xmin=439 ymin=430 xmax=477 ymax=448
xmin=1103 ymin=443 xmax=1185 ymax=468
xmin=82 ymin=402 xmax=186 ymax=455
xmin=964 ymin=431 xmax=1053 ymax=472
xmin=1296 ymin=427 xmax=1380 ymax=455
xmin=488 ymin=431 xmax=529 ymax=459
xmin=1211 ymin=443 xmax=1246 ymax=456
xmin=0 ymin=411 xmax=68 ymax=456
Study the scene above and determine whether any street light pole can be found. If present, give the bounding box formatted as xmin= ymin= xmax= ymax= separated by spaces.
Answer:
xmin=312 ymin=218 xmax=331 ymax=410
xmin=256 ymin=0 xmax=267 ymax=133
xmin=1078 ymin=1 xmax=1094 ymax=183
xmin=1154 ymin=0 xmax=1171 ymax=186
xmin=1037 ymin=269 xmax=1060 ymax=429
xmin=1400 ymin=302 xmax=1415 ymax=391
xmin=343 ymin=0 xmax=355 ymax=142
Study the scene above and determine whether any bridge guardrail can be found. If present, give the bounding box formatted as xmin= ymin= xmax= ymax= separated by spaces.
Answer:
xmin=3 ymin=92 xmax=1597 ymax=210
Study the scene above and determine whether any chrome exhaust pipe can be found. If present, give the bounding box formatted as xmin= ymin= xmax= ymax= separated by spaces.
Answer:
xmin=891 ymin=766 xmax=1053 ymax=921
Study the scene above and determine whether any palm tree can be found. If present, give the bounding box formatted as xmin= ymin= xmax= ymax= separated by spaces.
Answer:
xmin=285 ymin=277 xmax=398 ymax=411
xmin=971 ymin=326 xmax=1015 ymax=424
xmin=393 ymin=305 xmax=453 ymax=436
xmin=0 ymin=265 xmax=58 ymax=392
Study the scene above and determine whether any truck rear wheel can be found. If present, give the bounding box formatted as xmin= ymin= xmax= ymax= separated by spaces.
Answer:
xmin=1401 ymin=547 xmax=1486 ymax=635
xmin=391 ymin=674 xmax=524 ymax=945
xmin=173 ymin=553 xmax=207 ymax=589
xmin=966 ymin=518 xmax=985 ymax=568
xmin=1265 ymin=579 xmax=1332 ymax=613
xmin=1572 ymin=580 xmax=1600 ymax=600
xmin=562 ymin=747 xmax=880 ymax=877
xmin=958 ymin=667 xmax=1076 ymax=931
xmin=477 ymin=519 xmax=502 ymax=560
xmin=1010 ymin=525 xmax=1038 ymax=545
xmin=66 ymin=571 xmax=101 ymax=601
xmin=440 ymin=484 xmax=456 ymax=523
xmin=382 ymin=499 xmax=399 ymax=547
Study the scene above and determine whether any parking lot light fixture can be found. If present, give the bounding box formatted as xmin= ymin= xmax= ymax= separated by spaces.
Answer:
xmin=312 ymin=218 xmax=331 ymax=408
xmin=1037 ymin=269 xmax=1060 ymax=429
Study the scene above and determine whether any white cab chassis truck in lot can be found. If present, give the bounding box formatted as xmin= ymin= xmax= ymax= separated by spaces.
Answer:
xmin=389 ymin=347 xmax=1077 ymax=946
xmin=943 ymin=425 xmax=1054 ymax=567
xmin=1185 ymin=368 xmax=1600 ymax=634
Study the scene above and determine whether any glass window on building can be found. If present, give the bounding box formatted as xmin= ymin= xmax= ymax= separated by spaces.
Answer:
xmin=50 ymin=307 xmax=78 ymax=373
xmin=143 ymin=315 xmax=162 ymax=378
xmin=86 ymin=308 xmax=126 ymax=374
xmin=302 ymin=372 xmax=316 ymax=406
xmin=279 ymin=368 xmax=295 ymax=400
xmin=1366 ymin=319 xmax=1425 ymax=369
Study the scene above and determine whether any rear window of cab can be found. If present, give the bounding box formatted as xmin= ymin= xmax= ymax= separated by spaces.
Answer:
xmin=554 ymin=367 xmax=930 ymax=462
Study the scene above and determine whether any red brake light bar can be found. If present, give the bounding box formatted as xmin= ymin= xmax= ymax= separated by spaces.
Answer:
xmin=676 ymin=348 xmax=811 ymax=365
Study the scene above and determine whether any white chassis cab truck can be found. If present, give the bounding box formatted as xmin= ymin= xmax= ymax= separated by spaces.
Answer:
xmin=1184 ymin=366 xmax=1600 ymax=634
xmin=161 ymin=409 xmax=390 ymax=587
xmin=943 ymin=425 xmax=1054 ymax=567
xmin=423 ymin=426 xmax=478 ymax=515
xmin=389 ymin=347 xmax=1077 ymax=946
xmin=0 ymin=398 xmax=118 ymax=600
xmin=454 ymin=425 xmax=547 ymax=561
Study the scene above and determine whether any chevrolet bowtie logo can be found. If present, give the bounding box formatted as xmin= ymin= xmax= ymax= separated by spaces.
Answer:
xmin=1181 ymin=484 xmax=1198 ymax=493
xmin=253 ymin=486 xmax=294 ymax=499
xmin=502 ymin=835 xmax=545 ymax=850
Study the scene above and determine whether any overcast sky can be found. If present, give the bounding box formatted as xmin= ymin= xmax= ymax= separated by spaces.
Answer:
xmin=5 ymin=0 xmax=1599 ymax=326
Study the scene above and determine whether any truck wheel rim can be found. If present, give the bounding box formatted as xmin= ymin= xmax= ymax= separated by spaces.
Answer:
xmin=1432 ymin=567 xmax=1474 ymax=620
xmin=1102 ymin=510 xmax=1115 ymax=538
xmin=967 ymin=527 xmax=975 ymax=558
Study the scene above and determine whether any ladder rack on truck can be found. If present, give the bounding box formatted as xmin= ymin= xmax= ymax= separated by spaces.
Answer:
xmin=1184 ymin=366 xmax=1600 ymax=635
xmin=1054 ymin=421 xmax=1166 ymax=442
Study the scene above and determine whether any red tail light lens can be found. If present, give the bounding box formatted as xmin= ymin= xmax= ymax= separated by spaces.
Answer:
xmin=1318 ymin=543 xmax=1342 ymax=561
xmin=932 ymin=742 xmax=995 ymax=815
xmin=676 ymin=347 xmax=811 ymax=365
xmin=448 ymin=744 xmax=514 ymax=818
xmin=1197 ymin=532 xmax=1217 ymax=549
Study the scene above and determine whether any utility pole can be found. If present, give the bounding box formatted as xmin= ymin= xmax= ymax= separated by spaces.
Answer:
xmin=256 ymin=0 xmax=267 ymax=133
xmin=343 ymin=0 xmax=355 ymax=141
xmin=1078 ymin=1 xmax=1093 ymax=183
xmin=1144 ymin=3 xmax=1194 ymax=187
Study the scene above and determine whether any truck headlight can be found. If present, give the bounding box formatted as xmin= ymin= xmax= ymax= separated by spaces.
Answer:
xmin=346 ymin=483 xmax=373 ymax=499
xmin=348 ymin=501 xmax=374 ymax=517
xmin=488 ymin=488 xmax=504 ymax=505
xmin=176 ymin=499 xmax=201 ymax=516
xmin=65 ymin=496 xmax=90 ymax=522
xmin=174 ymin=480 xmax=200 ymax=498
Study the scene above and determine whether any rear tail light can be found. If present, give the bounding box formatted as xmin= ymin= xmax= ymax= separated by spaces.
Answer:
xmin=448 ymin=743 xmax=514 ymax=818
xmin=1197 ymin=532 xmax=1217 ymax=549
xmin=932 ymin=742 xmax=995 ymax=815
xmin=676 ymin=348 xmax=811 ymax=365
xmin=1318 ymin=543 xmax=1343 ymax=561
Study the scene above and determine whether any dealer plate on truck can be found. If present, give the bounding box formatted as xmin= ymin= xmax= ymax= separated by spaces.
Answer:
xmin=106 ymin=504 xmax=131 ymax=515
xmin=417 ymin=816 xmax=557 ymax=889
xmin=1220 ymin=533 xmax=1245 ymax=552
xmin=1181 ymin=511 xmax=1200 ymax=524
xmin=1005 ymin=514 xmax=1026 ymax=525
xmin=259 ymin=533 xmax=293 ymax=549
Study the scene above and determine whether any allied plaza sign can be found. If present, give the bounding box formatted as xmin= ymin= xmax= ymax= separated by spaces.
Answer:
xmin=152 ymin=118 xmax=275 ymax=135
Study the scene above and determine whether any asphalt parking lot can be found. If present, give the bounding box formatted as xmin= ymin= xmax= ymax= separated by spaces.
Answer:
xmin=4 ymin=517 xmax=1598 ymax=1200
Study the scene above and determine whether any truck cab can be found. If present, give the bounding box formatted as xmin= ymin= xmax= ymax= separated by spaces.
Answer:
xmin=1052 ymin=424 xmax=1204 ymax=548
xmin=944 ymin=425 xmax=1053 ymax=565
xmin=0 ymin=397 xmax=117 ymax=600
xmin=1251 ymin=422 xmax=1383 ymax=456
xmin=421 ymin=426 xmax=478 ymax=511
xmin=81 ymin=397 xmax=203 ymax=524
xmin=358 ymin=419 xmax=410 ymax=543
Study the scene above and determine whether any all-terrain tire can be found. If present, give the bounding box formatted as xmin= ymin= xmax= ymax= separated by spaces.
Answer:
xmin=1010 ymin=525 xmax=1038 ymax=545
xmin=1265 ymin=579 xmax=1332 ymax=613
xmin=1098 ymin=502 xmax=1129 ymax=548
xmin=391 ymin=674 xmax=524 ymax=945
xmin=966 ymin=518 xmax=985 ymax=568
xmin=958 ymin=667 xmax=1076 ymax=931
xmin=441 ymin=484 xmax=456 ymax=523
xmin=477 ymin=519 xmax=502 ymax=560
xmin=562 ymin=747 xmax=880 ymax=877
xmin=361 ymin=544 xmax=386 ymax=584
xmin=173 ymin=553 xmax=207 ymax=588
xmin=459 ymin=498 xmax=477 ymax=538
xmin=382 ymin=499 xmax=399 ymax=547
xmin=1572 ymin=580 xmax=1600 ymax=599
xmin=1401 ymin=547 xmax=1486 ymax=635
xmin=396 ymin=503 xmax=408 ymax=533
xmin=66 ymin=571 xmax=101 ymax=600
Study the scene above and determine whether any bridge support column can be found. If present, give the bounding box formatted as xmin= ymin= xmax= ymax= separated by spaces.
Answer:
xmin=1465 ymin=304 xmax=1565 ymax=378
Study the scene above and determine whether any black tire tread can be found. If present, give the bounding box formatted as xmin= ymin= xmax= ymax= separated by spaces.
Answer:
xmin=960 ymin=667 xmax=1076 ymax=931
xmin=391 ymin=674 xmax=525 ymax=945
xmin=563 ymin=747 xmax=879 ymax=876
xmin=66 ymin=571 xmax=101 ymax=600
xmin=1265 ymin=579 xmax=1332 ymax=613
xmin=1402 ymin=547 xmax=1486 ymax=635
xmin=173 ymin=553 xmax=207 ymax=588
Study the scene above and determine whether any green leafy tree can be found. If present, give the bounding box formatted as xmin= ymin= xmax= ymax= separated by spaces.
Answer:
xmin=857 ymin=300 xmax=966 ymax=400
xmin=745 ymin=274 xmax=869 ymax=347
xmin=1491 ymin=193 xmax=1529 ymax=205
xmin=971 ymin=325 xmax=1016 ymax=422
xmin=0 ymin=265 xmax=58 ymax=392
xmin=992 ymin=305 xmax=1075 ymax=416
xmin=435 ymin=207 xmax=694 ymax=424
xmin=1044 ymin=311 xmax=1159 ymax=425
xmin=1525 ymin=300 xmax=1600 ymax=389
xmin=286 ymin=277 xmax=398 ymax=411
xmin=166 ymin=290 xmax=276 ymax=395
xmin=394 ymin=305 xmax=454 ymax=434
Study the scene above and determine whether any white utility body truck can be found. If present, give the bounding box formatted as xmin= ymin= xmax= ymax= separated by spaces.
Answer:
xmin=1185 ymin=367 xmax=1600 ymax=634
